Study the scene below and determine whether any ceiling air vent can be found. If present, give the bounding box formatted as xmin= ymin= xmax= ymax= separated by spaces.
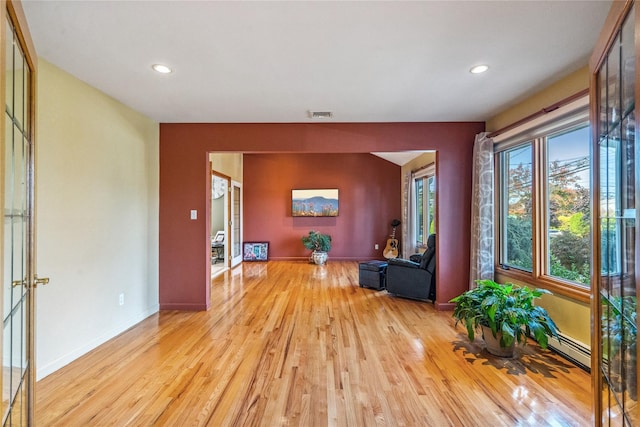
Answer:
xmin=309 ymin=111 xmax=333 ymax=119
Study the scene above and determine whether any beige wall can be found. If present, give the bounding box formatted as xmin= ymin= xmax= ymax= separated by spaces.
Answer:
xmin=486 ymin=66 xmax=589 ymax=132
xmin=489 ymin=67 xmax=591 ymax=347
xmin=35 ymin=59 xmax=159 ymax=379
xmin=211 ymin=192 xmax=225 ymax=235
xmin=210 ymin=153 xmax=243 ymax=182
xmin=402 ymin=152 xmax=436 ymax=174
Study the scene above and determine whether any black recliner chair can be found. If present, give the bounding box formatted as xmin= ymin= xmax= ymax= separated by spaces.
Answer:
xmin=385 ymin=234 xmax=436 ymax=302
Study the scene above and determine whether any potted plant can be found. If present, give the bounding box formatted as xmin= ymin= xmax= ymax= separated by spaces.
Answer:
xmin=301 ymin=230 xmax=332 ymax=265
xmin=450 ymin=279 xmax=559 ymax=357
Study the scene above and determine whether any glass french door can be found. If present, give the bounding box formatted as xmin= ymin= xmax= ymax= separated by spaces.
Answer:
xmin=2 ymin=3 xmax=42 ymax=425
xmin=591 ymin=2 xmax=638 ymax=425
xmin=230 ymin=181 xmax=242 ymax=268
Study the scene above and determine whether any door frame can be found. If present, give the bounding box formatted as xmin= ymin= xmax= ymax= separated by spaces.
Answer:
xmin=210 ymin=169 xmax=231 ymax=270
xmin=2 ymin=0 xmax=39 ymax=424
xmin=230 ymin=180 xmax=242 ymax=268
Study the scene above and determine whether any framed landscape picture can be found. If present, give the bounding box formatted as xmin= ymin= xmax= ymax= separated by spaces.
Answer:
xmin=243 ymin=242 xmax=269 ymax=261
xmin=292 ymin=188 xmax=339 ymax=217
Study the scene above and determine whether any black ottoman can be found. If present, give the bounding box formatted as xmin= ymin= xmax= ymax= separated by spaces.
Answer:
xmin=359 ymin=260 xmax=388 ymax=290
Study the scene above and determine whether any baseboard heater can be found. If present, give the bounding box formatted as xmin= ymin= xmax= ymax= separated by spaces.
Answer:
xmin=546 ymin=332 xmax=591 ymax=371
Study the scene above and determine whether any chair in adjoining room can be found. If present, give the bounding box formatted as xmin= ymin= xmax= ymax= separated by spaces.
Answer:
xmin=385 ymin=234 xmax=436 ymax=302
xmin=211 ymin=231 xmax=225 ymax=264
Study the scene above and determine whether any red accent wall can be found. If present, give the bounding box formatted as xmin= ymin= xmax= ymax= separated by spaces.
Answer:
xmin=243 ymin=153 xmax=401 ymax=260
xmin=159 ymin=122 xmax=484 ymax=311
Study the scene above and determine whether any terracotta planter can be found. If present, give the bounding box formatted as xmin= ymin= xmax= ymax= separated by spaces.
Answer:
xmin=481 ymin=325 xmax=515 ymax=358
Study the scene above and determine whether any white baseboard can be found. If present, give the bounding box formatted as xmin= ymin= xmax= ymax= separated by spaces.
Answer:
xmin=36 ymin=305 xmax=159 ymax=381
xmin=547 ymin=332 xmax=591 ymax=370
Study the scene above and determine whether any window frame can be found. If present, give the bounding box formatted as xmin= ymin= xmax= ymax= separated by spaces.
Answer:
xmin=494 ymin=97 xmax=591 ymax=303
xmin=498 ymin=142 xmax=534 ymax=273
xmin=412 ymin=164 xmax=436 ymax=252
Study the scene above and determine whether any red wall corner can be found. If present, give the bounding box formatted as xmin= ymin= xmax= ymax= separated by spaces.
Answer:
xmin=243 ymin=153 xmax=401 ymax=260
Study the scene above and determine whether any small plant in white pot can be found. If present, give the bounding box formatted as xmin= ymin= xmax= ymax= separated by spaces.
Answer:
xmin=301 ymin=230 xmax=332 ymax=265
xmin=450 ymin=279 xmax=560 ymax=357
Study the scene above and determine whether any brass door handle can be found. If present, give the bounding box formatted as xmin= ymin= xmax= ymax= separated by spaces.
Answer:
xmin=34 ymin=276 xmax=50 ymax=287
xmin=11 ymin=276 xmax=49 ymax=288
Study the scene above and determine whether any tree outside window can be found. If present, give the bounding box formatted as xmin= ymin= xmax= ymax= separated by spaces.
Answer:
xmin=503 ymin=144 xmax=533 ymax=271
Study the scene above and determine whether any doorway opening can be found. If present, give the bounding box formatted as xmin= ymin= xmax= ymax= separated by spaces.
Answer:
xmin=211 ymin=171 xmax=230 ymax=278
xmin=209 ymin=153 xmax=243 ymax=283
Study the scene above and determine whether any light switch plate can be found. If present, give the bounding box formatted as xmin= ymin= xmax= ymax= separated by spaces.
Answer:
xmin=190 ymin=210 xmax=197 ymax=220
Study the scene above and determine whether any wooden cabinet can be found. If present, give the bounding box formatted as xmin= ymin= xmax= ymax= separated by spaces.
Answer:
xmin=590 ymin=1 xmax=639 ymax=425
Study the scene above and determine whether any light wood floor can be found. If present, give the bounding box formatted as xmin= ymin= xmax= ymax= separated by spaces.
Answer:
xmin=36 ymin=261 xmax=592 ymax=426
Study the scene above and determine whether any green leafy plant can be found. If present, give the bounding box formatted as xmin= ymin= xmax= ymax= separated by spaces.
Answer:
xmin=602 ymin=295 xmax=637 ymax=359
xmin=450 ymin=279 xmax=559 ymax=350
xmin=557 ymin=212 xmax=590 ymax=238
xmin=602 ymin=295 xmax=637 ymax=399
xmin=506 ymin=216 xmax=533 ymax=270
xmin=549 ymin=231 xmax=590 ymax=284
xmin=301 ymin=230 xmax=332 ymax=252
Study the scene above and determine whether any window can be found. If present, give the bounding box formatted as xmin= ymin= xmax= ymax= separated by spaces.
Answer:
xmin=426 ymin=176 xmax=436 ymax=234
xmin=413 ymin=166 xmax=436 ymax=250
xmin=502 ymin=144 xmax=533 ymax=271
xmin=496 ymin=101 xmax=591 ymax=298
xmin=415 ymin=178 xmax=424 ymax=244
xmin=546 ymin=126 xmax=590 ymax=285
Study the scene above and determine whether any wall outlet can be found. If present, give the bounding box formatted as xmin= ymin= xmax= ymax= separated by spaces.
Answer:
xmin=119 ymin=293 xmax=125 ymax=306
xmin=375 ymin=244 xmax=379 ymax=250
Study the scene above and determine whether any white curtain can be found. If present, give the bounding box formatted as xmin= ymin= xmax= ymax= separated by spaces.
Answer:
xmin=469 ymin=132 xmax=494 ymax=288
xmin=402 ymin=170 xmax=412 ymax=259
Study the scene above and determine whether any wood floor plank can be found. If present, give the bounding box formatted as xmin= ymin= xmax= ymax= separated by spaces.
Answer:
xmin=36 ymin=261 xmax=592 ymax=426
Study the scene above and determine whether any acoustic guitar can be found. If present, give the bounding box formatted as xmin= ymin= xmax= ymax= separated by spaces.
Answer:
xmin=383 ymin=219 xmax=401 ymax=259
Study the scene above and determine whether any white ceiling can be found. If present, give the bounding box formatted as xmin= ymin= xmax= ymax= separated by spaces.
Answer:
xmin=21 ymin=1 xmax=612 ymax=126
xmin=371 ymin=151 xmax=432 ymax=166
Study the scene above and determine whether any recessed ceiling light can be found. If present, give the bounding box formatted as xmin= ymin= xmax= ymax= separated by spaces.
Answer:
xmin=470 ymin=64 xmax=489 ymax=74
xmin=152 ymin=64 xmax=173 ymax=74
